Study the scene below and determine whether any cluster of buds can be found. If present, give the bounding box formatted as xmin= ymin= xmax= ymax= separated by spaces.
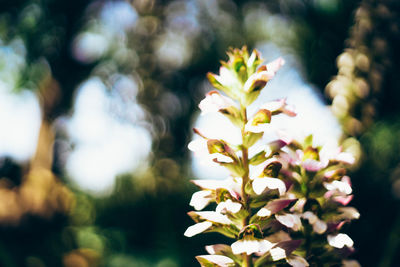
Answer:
xmin=184 ymin=47 xmax=360 ymax=267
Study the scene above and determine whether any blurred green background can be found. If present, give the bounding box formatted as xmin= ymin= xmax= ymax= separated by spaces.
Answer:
xmin=0 ymin=0 xmax=399 ymax=266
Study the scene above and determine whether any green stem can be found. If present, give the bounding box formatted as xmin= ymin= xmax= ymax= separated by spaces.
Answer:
xmin=240 ymin=105 xmax=252 ymax=267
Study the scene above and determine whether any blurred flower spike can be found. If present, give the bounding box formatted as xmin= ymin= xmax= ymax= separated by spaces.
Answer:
xmin=206 ymin=47 xmax=284 ymax=107
xmin=185 ymin=47 xmax=360 ymax=267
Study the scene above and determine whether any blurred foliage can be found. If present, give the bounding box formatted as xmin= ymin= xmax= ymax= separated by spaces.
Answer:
xmin=0 ymin=0 xmax=399 ymax=266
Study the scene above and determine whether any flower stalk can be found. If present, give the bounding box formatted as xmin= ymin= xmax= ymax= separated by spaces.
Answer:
xmin=240 ymin=105 xmax=252 ymax=267
xmin=185 ymin=47 xmax=359 ymax=267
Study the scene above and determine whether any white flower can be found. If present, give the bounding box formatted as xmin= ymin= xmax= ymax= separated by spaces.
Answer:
xmin=188 ymin=139 xmax=209 ymax=159
xmin=257 ymin=199 xmax=296 ymax=217
xmin=252 ymin=177 xmax=286 ymax=195
xmin=231 ymin=238 xmax=274 ymax=255
xmin=243 ymin=57 xmax=285 ymax=93
xmin=189 ymin=190 xmax=213 ymax=210
xmin=319 ymin=142 xmax=355 ymax=165
xmin=196 ymin=255 xmax=234 ymax=267
xmin=194 ymin=211 xmax=233 ymax=225
xmin=324 ymin=176 xmax=354 ymax=205
xmin=266 ymin=57 xmax=285 ymax=74
xmin=188 ymin=139 xmax=234 ymax=163
xmin=199 ymin=90 xmax=236 ymax=115
xmin=216 ymin=199 xmax=242 ymax=214
xmin=260 ymin=98 xmax=296 ymax=117
xmin=215 ymin=66 xmax=239 ymax=89
xmin=302 ymin=211 xmax=327 ymax=234
xmin=301 ymin=159 xmax=327 ymax=172
xmin=191 ymin=177 xmax=242 ymax=200
xmin=243 ymin=71 xmax=275 ymax=93
xmin=205 ymin=244 xmax=232 ymax=255
xmin=286 ymin=255 xmax=309 ymax=267
xmin=337 ymin=207 xmax=360 ymax=220
xmin=275 ymin=214 xmax=302 ymax=231
xmin=270 ymin=246 xmax=286 ymax=261
xmin=324 ymin=179 xmax=352 ymax=195
xmin=257 ymin=207 xmax=272 ymax=217
xmin=184 ymin=221 xmax=213 ymax=237
xmin=327 ymin=233 xmax=354 ymax=248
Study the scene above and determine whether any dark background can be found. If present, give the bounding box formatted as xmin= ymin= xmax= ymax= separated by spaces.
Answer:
xmin=0 ymin=0 xmax=399 ymax=266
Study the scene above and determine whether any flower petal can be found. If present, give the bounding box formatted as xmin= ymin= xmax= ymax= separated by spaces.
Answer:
xmin=216 ymin=199 xmax=242 ymax=214
xmin=231 ymin=238 xmax=273 ymax=255
xmin=199 ymin=91 xmax=237 ymax=115
xmin=287 ymin=255 xmax=309 ymax=267
xmin=196 ymin=254 xmax=235 ymax=267
xmin=253 ymin=177 xmax=286 ymax=195
xmin=275 ymin=214 xmax=302 ymax=231
xmin=194 ymin=211 xmax=233 ymax=224
xmin=190 ymin=191 xmax=213 ymax=210
xmin=327 ymin=233 xmax=354 ymax=248
xmin=257 ymin=199 xmax=296 ymax=217
xmin=205 ymin=244 xmax=233 ymax=255
xmin=270 ymin=247 xmax=286 ymax=261
xmin=184 ymin=221 xmax=213 ymax=237
xmin=266 ymin=57 xmax=285 ymax=74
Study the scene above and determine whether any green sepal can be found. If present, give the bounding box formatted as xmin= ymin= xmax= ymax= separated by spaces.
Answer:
xmin=262 ymin=161 xmax=282 ymax=177
xmin=219 ymin=106 xmax=243 ymax=128
xmin=252 ymin=109 xmax=272 ymax=125
xmin=245 ymin=179 xmax=255 ymax=195
xmin=238 ymin=224 xmax=263 ymax=239
xmin=212 ymin=224 xmax=240 ymax=239
xmin=207 ymin=139 xmax=238 ymax=161
xmin=237 ymin=65 xmax=247 ymax=84
xmin=207 ymin=72 xmax=240 ymax=101
xmin=254 ymin=253 xmax=275 ymax=267
xmin=196 ymin=255 xmax=238 ymax=267
xmin=215 ymin=188 xmax=233 ymax=203
xmin=303 ymin=146 xmax=320 ymax=161
xmin=243 ymin=132 xmax=263 ymax=148
xmin=304 ymin=134 xmax=314 ymax=147
xmin=226 ymin=209 xmax=250 ymax=226
xmin=216 ymin=161 xmax=246 ymax=177
xmin=249 ymin=151 xmax=267 ymax=166
xmin=204 ymin=244 xmax=242 ymax=266
xmin=242 ymin=91 xmax=261 ymax=107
